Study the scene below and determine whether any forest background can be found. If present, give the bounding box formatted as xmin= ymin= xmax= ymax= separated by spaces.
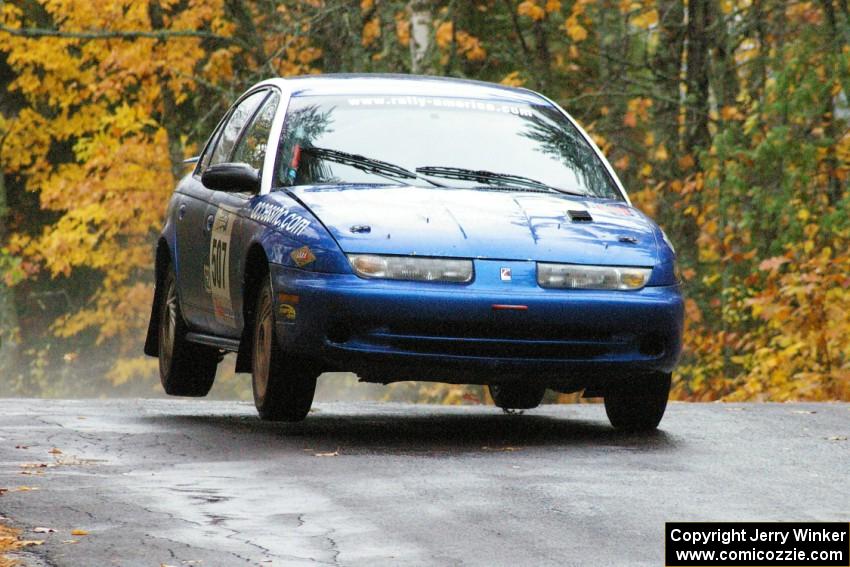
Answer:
xmin=1 ymin=0 xmax=848 ymax=403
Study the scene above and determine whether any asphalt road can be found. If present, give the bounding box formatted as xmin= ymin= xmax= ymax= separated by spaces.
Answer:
xmin=0 ymin=399 xmax=848 ymax=567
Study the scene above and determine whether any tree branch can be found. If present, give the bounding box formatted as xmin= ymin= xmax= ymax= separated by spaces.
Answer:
xmin=0 ymin=25 xmax=247 ymax=49
xmin=502 ymin=0 xmax=531 ymax=59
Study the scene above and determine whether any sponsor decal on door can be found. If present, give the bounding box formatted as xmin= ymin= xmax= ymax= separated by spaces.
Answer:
xmin=209 ymin=205 xmax=237 ymax=326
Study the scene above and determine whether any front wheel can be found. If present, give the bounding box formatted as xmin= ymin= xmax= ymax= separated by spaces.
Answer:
xmin=489 ymin=383 xmax=546 ymax=410
xmin=251 ymin=278 xmax=318 ymax=421
xmin=603 ymin=372 xmax=671 ymax=431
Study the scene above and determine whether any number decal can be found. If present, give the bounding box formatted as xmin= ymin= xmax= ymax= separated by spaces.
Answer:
xmin=209 ymin=206 xmax=237 ymax=326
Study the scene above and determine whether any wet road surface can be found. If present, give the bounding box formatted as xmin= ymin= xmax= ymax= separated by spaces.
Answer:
xmin=0 ymin=399 xmax=848 ymax=566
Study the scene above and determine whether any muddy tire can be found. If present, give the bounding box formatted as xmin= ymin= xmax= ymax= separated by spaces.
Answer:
xmin=251 ymin=278 xmax=318 ymax=421
xmin=604 ymin=372 xmax=671 ymax=431
xmin=158 ymin=266 xmax=218 ymax=396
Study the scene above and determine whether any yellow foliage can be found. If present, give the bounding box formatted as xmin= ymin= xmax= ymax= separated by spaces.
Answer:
xmin=457 ymin=30 xmax=486 ymax=61
xmin=395 ymin=12 xmax=410 ymax=47
xmin=614 ymin=155 xmax=630 ymax=170
xmin=435 ymin=21 xmax=453 ymax=49
xmin=362 ymin=16 xmax=381 ymax=47
xmin=107 ymin=355 xmax=157 ymax=386
xmin=564 ymin=16 xmax=588 ymax=42
xmin=619 ymin=0 xmax=640 ymax=13
xmin=720 ymin=105 xmax=744 ymax=121
xmin=203 ymin=48 xmax=235 ymax=84
xmin=434 ymin=21 xmax=486 ymax=62
xmin=0 ymin=0 xmax=321 ymax=377
xmin=501 ymin=71 xmax=525 ymax=87
xmin=518 ymin=0 xmax=546 ymax=21
xmin=631 ymin=8 xmax=659 ymax=29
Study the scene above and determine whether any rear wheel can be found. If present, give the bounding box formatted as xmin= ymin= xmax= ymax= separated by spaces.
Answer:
xmin=158 ymin=266 xmax=218 ymax=396
xmin=603 ymin=372 xmax=671 ymax=431
xmin=251 ymin=278 xmax=318 ymax=421
xmin=489 ymin=383 xmax=546 ymax=410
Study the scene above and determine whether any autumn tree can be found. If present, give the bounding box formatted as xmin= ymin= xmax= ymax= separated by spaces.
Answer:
xmin=1 ymin=0 xmax=848 ymax=402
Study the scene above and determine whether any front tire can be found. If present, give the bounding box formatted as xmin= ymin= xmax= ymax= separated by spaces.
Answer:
xmin=251 ymin=278 xmax=318 ymax=421
xmin=158 ymin=266 xmax=218 ymax=396
xmin=489 ymin=383 xmax=546 ymax=410
xmin=603 ymin=372 xmax=671 ymax=431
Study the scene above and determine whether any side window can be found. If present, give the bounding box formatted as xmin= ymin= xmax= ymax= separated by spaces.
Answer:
xmin=232 ymin=91 xmax=280 ymax=170
xmin=198 ymin=119 xmax=225 ymax=172
xmin=208 ymin=90 xmax=268 ymax=167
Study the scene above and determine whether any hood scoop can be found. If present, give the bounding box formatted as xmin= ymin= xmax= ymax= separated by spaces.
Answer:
xmin=568 ymin=209 xmax=593 ymax=222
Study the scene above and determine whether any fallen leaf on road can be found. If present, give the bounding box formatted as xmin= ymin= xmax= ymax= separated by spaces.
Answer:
xmin=19 ymin=463 xmax=50 ymax=469
xmin=0 ymin=489 xmax=7 ymax=497
xmin=61 ymin=539 xmax=78 ymax=544
xmin=32 ymin=527 xmax=55 ymax=533
xmin=0 ymin=523 xmax=43 ymax=555
xmin=15 ymin=487 xmax=38 ymax=492
xmin=792 ymin=410 xmax=816 ymax=414
xmin=314 ymin=449 xmax=339 ymax=457
xmin=827 ymin=436 xmax=847 ymax=441
xmin=70 ymin=529 xmax=88 ymax=536
xmin=15 ymin=445 xmax=28 ymax=450
xmin=48 ymin=448 xmax=62 ymax=455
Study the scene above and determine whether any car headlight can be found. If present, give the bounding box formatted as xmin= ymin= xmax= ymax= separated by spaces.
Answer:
xmin=537 ymin=263 xmax=652 ymax=290
xmin=348 ymin=254 xmax=473 ymax=283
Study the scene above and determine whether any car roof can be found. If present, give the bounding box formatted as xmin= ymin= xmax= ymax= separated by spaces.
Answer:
xmin=252 ymin=73 xmax=549 ymax=105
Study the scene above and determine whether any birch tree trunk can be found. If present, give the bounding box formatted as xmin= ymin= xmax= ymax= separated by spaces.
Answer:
xmin=408 ymin=0 xmax=431 ymax=74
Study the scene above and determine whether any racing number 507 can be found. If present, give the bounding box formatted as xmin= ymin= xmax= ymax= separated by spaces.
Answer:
xmin=210 ymin=238 xmax=228 ymax=289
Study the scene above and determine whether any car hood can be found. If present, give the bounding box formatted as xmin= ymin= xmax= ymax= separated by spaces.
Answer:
xmin=288 ymin=185 xmax=658 ymax=266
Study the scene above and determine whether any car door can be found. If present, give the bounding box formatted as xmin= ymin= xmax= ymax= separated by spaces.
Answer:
xmin=177 ymin=89 xmax=268 ymax=332
xmin=204 ymin=90 xmax=281 ymax=338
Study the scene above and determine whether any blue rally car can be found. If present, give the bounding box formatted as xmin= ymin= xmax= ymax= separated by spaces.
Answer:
xmin=144 ymin=74 xmax=683 ymax=430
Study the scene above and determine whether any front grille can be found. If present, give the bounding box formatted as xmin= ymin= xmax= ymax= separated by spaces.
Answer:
xmin=326 ymin=319 xmax=656 ymax=361
xmin=363 ymin=332 xmax=629 ymax=359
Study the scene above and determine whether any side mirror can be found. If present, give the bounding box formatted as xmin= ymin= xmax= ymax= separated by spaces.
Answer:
xmin=201 ymin=163 xmax=259 ymax=193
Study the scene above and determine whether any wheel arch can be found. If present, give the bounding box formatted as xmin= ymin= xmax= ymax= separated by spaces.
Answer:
xmin=235 ymin=242 xmax=271 ymax=373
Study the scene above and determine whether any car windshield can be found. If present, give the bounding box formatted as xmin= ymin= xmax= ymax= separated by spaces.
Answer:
xmin=275 ymin=94 xmax=622 ymax=199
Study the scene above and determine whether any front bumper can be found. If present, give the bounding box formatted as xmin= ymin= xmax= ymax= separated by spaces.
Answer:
xmin=269 ymin=259 xmax=684 ymax=387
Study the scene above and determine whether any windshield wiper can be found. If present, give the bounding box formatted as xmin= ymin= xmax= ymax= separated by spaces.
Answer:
xmin=415 ymin=165 xmax=587 ymax=196
xmin=302 ymin=147 xmax=443 ymax=187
